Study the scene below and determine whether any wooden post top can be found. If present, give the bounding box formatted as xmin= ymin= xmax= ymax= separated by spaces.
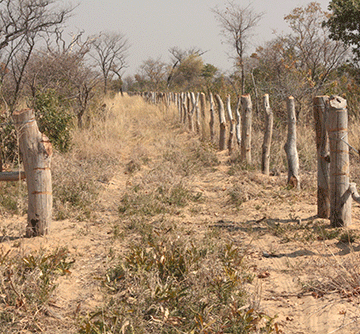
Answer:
xmin=329 ymin=95 xmax=347 ymax=109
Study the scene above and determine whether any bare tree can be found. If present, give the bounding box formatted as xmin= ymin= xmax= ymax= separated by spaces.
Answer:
xmin=0 ymin=0 xmax=72 ymax=51
xmin=167 ymin=46 xmax=206 ymax=88
xmin=139 ymin=57 xmax=168 ymax=91
xmin=90 ymin=31 xmax=129 ymax=94
xmin=212 ymin=1 xmax=263 ymax=95
xmin=26 ymin=30 xmax=99 ymax=128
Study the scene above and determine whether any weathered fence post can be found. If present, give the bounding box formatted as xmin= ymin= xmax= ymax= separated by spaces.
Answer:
xmin=200 ymin=92 xmax=206 ymax=119
xmin=179 ymin=93 xmax=184 ymax=123
xmin=327 ymin=96 xmax=351 ymax=227
xmin=215 ymin=94 xmax=226 ymax=151
xmin=314 ymin=96 xmax=330 ymax=218
xmin=284 ymin=96 xmax=300 ymax=189
xmin=209 ymin=93 xmax=215 ymax=141
xmin=193 ymin=92 xmax=201 ymax=134
xmin=235 ymin=96 xmax=241 ymax=147
xmin=261 ymin=94 xmax=273 ymax=176
xmin=182 ymin=93 xmax=187 ymax=124
xmin=13 ymin=109 xmax=53 ymax=237
xmin=241 ymin=94 xmax=252 ymax=164
xmin=226 ymin=94 xmax=235 ymax=154
xmin=187 ymin=92 xmax=193 ymax=131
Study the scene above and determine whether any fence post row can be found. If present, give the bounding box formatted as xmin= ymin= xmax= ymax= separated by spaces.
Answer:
xmin=141 ymin=90 xmax=360 ymax=228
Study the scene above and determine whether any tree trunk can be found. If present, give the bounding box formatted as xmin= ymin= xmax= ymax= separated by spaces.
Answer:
xmin=215 ymin=94 xmax=226 ymax=151
xmin=13 ymin=109 xmax=53 ymax=237
xmin=226 ymin=94 xmax=235 ymax=154
xmin=284 ymin=96 xmax=300 ymax=189
xmin=261 ymin=94 xmax=273 ymax=176
xmin=328 ymin=96 xmax=351 ymax=227
xmin=235 ymin=96 xmax=241 ymax=147
xmin=209 ymin=93 xmax=215 ymax=141
xmin=313 ymin=96 xmax=330 ymax=218
xmin=241 ymin=94 xmax=252 ymax=164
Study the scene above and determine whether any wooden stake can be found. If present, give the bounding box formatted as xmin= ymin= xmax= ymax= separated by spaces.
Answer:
xmin=284 ymin=96 xmax=300 ymax=189
xmin=215 ymin=94 xmax=226 ymax=151
xmin=187 ymin=92 xmax=193 ymax=131
xmin=13 ymin=109 xmax=53 ymax=237
xmin=235 ymin=96 xmax=241 ymax=147
xmin=241 ymin=94 xmax=252 ymax=164
xmin=209 ymin=93 xmax=215 ymax=141
xmin=226 ymin=95 xmax=235 ymax=154
xmin=200 ymin=92 xmax=206 ymax=119
xmin=313 ymin=96 xmax=330 ymax=218
xmin=261 ymin=94 xmax=273 ymax=176
xmin=328 ymin=96 xmax=351 ymax=227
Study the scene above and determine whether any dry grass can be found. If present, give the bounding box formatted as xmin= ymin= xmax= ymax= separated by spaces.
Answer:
xmin=4 ymin=93 xmax=360 ymax=333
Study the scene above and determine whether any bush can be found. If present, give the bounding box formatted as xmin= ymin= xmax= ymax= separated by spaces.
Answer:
xmin=35 ymin=89 xmax=73 ymax=152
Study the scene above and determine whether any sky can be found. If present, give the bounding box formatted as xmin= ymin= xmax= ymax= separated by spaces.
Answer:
xmin=65 ymin=0 xmax=332 ymax=77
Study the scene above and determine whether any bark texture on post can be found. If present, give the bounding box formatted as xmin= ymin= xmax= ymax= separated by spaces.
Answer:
xmin=241 ymin=94 xmax=252 ymax=164
xmin=13 ymin=109 xmax=53 ymax=237
xmin=328 ymin=96 xmax=351 ymax=227
xmin=226 ymin=95 xmax=235 ymax=153
xmin=261 ymin=94 xmax=273 ymax=176
xmin=215 ymin=94 xmax=226 ymax=151
xmin=200 ymin=92 xmax=206 ymax=119
xmin=192 ymin=92 xmax=201 ymax=134
xmin=187 ymin=92 xmax=193 ymax=131
xmin=209 ymin=93 xmax=215 ymax=141
xmin=314 ymin=96 xmax=330 ymax=218
xmin=284 ymin=96 xmax=300 ymax=189
xmin=178 ymin=93 xmax=183 ymax=123
xmin=182 ymin=93 xmax=187 ymax=124
xmin=235 ymin=96 xmax=241 ymax=147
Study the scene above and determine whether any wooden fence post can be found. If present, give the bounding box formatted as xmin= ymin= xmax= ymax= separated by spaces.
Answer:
xmin=182 ymin=93 xmax=187 ymax=124
xmin=284 ymin=96 xmax=300 ymax=189
xmin=328 ymin=96 xmax=351 ymax=227
xmin=200 ymin=92 xmax=206 ymax=119
xmin=13 ymin=109 xmax=53 ymax=237
xmin=209 ymin=93 xmax=215 ymax=141
xmin=235 ymin=96 xmax=241 ymax=147
xmin=226 ymin=94 xmax=235 ymax=154
xmin=314 ymin=96 xmax=330 ymax=218
xmin=241 ymin=94 xmax=252 ymax=164
xmin=192 ymin=92 xmax=201 ymax=134
xmin=179 ymin=93 xmax=183 ymax=123
xmin=187 ymin=92 xmax=193 ymax=131
xmin=215 ymin=94 xmax=226 ymax=151
xmin=261 ymin=94 xmax=273 ymax=176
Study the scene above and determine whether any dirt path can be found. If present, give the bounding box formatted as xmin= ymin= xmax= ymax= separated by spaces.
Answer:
xmin=2 ymin=115 xmax=360 ymax=333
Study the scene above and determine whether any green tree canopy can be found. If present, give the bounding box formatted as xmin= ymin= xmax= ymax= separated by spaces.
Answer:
xmin=326 ymin=0 xmax=360 ymax=59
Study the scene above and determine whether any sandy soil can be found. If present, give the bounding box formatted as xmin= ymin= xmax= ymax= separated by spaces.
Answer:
xmin=2 ymin=136 xmax=360 ymax=333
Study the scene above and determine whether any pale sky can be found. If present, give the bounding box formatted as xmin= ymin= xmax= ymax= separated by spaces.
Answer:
xmin=66 ymin=0 xmax=332 ymax=77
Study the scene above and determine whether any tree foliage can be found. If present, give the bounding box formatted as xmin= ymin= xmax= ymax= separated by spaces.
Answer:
xmin=326 ymin=0 xmax=360 ymax=60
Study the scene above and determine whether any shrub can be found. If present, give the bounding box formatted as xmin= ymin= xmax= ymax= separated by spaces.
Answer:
xmin=35 ymin=89 xmax=73 ymax=152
